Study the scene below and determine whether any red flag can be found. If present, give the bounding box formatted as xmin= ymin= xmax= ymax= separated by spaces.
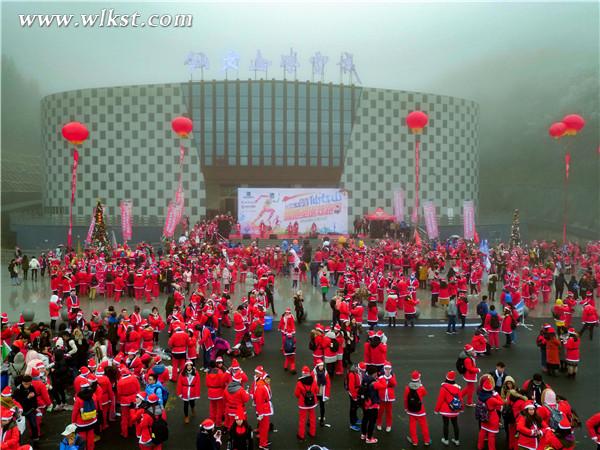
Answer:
xmin=414 ymin=229 xmax=422 ymax=248
xmin=474 ymin=230 xmax=480 ymax=244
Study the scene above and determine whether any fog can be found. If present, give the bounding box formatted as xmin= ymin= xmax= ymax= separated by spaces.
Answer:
xmin=2 ymin=1 xmax=598 ymax=235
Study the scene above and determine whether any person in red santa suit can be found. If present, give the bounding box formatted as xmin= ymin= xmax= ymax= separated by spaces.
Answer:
xmin=376 ymin=361 xmax=396 ymax=432
xmin=168 ymin=326 xmax=188 ymax=382
xmin=137 ymin=393 xmax=167 ymax=450
xmin=206 ymin=358 xmax=226 ymax=427
xmin=95 ymin=366 xmax=114 ymax=431
xmin=434 ymin=371 xmax=463 ymax=446
xmin=404 ymin=370 xmax=431 ymax=447
xmin=176 ymin=361 xmax=201 ymax=424
xmin=140 ymin=321 xmax=154 ymax=353
xmin=116 ymin=368 xmax=141 ymax=438
xmin=364 ymin=331 xmax=387 ymax=372
xmin=254 ymin=368 xmax=274 ymax=450
xmin=294 ymin=365 xmax=319 ymax=441
xmin=580 ymin=300 xmax=599 ymax=340
xmin=233 ymin=306 xmax=247 ymax=346
xmin=114 ymin=273 xmax=126 ymax=303
xmin=476 ymin=377 xmax=504 ymax=450
xmin=1 ymin=408 xmax=32 ymax=450
xmin=71 ymin=382 xmax=99 ymax=450
xmin=282 ymin=331 xmax=297 ymax=375
xmin=460 ymin=344 xmax=480 ymax=407
xmin=278 ymin=308 xmax=296 ymax=349
xmin=223 ymin=373 xmax=250 ymax=429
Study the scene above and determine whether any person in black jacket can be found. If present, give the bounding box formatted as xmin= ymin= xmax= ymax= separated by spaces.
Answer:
xmin=488 ymin=362 xmax=509 ymax=394
xmin=555 ymin=272 xmax=565 ymax=299
xmin=228 ymin=414 xmax=253 ymax=450
xmin=13 ymin=375 xmax=39 ymax=442
xmin=197 ymin=418 xmax=221 ymax=450
xmin=50 ymin=349 xmax=71 ymax=410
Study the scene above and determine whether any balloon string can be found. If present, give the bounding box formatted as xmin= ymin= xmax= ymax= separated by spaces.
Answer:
xmin=68 ymin=148 xmax=79 ymax=249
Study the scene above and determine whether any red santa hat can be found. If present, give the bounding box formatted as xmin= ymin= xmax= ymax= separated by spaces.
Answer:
xmin=234 ymin=410 xmax=247 ymax=421
xmin=522 ymin=401 xmax=535 ymax=411
xmin=147 ymin=393 xmax=159 ymax=404
xmin=300 ymin=366 xmax=311 ymax=377
xmin=464 ymin=344 xmax=474 ymax=353
xmin=79 ymin=367 xmax=90 ymax=376
xmin=568 ymin=328 xmax=576 ymax=335
xmin=31 ymin=368 xmax=40 ymax=378
xmin=88 ymin=359 xmax=97 ymax=370
xmin=95 ymin=367 xmax=104 ymax=376
xmin=315 ymin=359 xmax=324 ymax=367
xmin=216 ymin=356 xmax=224 ymax=363
xmin=254 ymin=365 xmax=265 ymax=376
xmin=543 ymin=323 xmax=552 ymax=329
xmin=80 ymin=381 xmax=91 ymax=389
xmin=446 ymin=371 xmax=456 ymax=382
xmin=230 ymin=359 xmax=240 ymax=370
xmin=482 ymin=378 xmax=494 ymax=392
xmin=137 ymin=391 xmax=147 ymax=400
xmin=87 ymin=374 xmax=97 ymax=383
xmin=383 ymin=361 xmax=392 ymax=369
xmin=232 ymin=373 xmax=243 ymax=383
xmin=1 ymin=386 xmax=12 ymax=397
xmin=411 ymin=371 xmax=421 ymax=382
xmin=1 ymin=313 xmax=8 ymax=324
xmin=358 ymin=362 xmax=367 ymax=371
xmin=92 ymin=310 xmax=100 ymax=317
xmin=547 ymin=327 xmax=556 ymax=334
xmin=1 ymin=409 xmax=14 ymax=421
xmin=120 ymin=368 xmax=131 ymax=377
xmin=17 ymin=314 xmax=25 ymax=326
xmin=201 ymin=418 xmax=215 ymax=430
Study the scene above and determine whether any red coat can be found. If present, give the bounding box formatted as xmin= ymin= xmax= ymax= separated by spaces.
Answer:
xmin=501 ymin=314 xmax=515 ymax=334
xmin=1 ymin=426 xmax=22 ymax=450
xmin=116 ymin=374 xmax=141 ymax=406
xmin=96 ymin=374 xmax=114 ymax=405
xmin=206 ymin=370 xmax=226 ymax=400
xmin=168 ymin=330 xmax=188 ymax=356
xmin=565 ymin=336 xmax=580 ymax=362
xmin=295 ymin=377 xmax=319 ymax=409
xmin=463 ymin=355 xmax=480 ymax=383
xmin=434 ymin=382 xmax=463 ymax=417
xmin=148 ymin=313 xmax=165 ymax=331
xmin=582 ymin=305 xmax=599 ymax=324
xmin=364 ymin=342 xmax=387 ymax=366
xmin=586 ymin=412 xmax=600 ymax=442
xmin=347 ymin=370 xmax=361 ymax=400
xmin=32 ymin=379 xmax=51 ymax=408
xmin=471 ymin=334 xmax=487 ymax=354
xmin=515 ymin=414 xmax=541 ymax=450
xmin=377 ymin=373 xmax=397 ymax=402
xmin=479 ymin=391 xmax=504 ymax=433
xmin=254 ymin=380 xmax=273 ymax=416
xmin=224 ymin=384 xmax=250 ymax=417
xmin=403 ymin=385 xmax=427 ymax=416
xmin=176 ymin=371 xmax=201 ymax=400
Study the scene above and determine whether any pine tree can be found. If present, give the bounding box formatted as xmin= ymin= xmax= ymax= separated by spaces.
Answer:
xmin=91 ymin=201 xmax=110 ymax=250
xmin=510 ymin=208 xmax=521 ymax=248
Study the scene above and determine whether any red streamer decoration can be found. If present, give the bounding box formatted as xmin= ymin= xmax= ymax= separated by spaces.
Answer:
xmin=67 ymin=149 xmax=79 ymax=249
xmin=412 ymin=139 xmax=420 ymax=224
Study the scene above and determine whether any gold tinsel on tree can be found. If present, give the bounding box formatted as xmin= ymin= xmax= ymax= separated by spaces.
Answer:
xmin=510 ymin=208 xmax=521 ymax=248
xmin=91 ymin=201 xmax=110 ymax=250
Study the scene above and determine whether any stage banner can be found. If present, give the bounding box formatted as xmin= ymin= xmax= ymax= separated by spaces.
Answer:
xmin=120 ymin=200 xmax=133 ymax=241
xmin=393 ymin=189 xmax=405 ymax=222
xmin=163 ymin=201 xmax=178 ymax=238
xmin=423 ymin=201 xmax=439 ymax=239
xmin=463 ymin=200 xmax=475 ymax=240
xmin=238 ymin=188 xmax=348 ymax=235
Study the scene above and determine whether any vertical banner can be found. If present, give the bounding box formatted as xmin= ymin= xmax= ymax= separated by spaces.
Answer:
xmin=423 ymin=201 xmax=439 ymax=239
xmin=411 ymin=139 xmax=420 ymax=224
xmin=393 ymin=190 xmax=405 ymax=222
xmin=120 ymin=200 xmax=133 ymax=241
xmin=85 ymin=208 xmax=96 ymax=244
xmin=463 ymin=200 xmax=475 ymax=240
xmin=163 ymin=201 xmax=177 ymax=238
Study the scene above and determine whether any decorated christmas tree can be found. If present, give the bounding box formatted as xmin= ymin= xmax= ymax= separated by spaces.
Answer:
xmin=510 ymin=208 xmax=521 ymax=248
xmin=91 ymin=201 xmax=110 ymax=250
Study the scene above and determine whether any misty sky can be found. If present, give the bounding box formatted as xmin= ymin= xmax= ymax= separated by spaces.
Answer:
xmin=2 ymin=1 xmax=598 ymax=97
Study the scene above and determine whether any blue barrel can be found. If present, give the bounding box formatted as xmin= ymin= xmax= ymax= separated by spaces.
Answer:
xmin=264 ymin=315 xmax=273 ymax=331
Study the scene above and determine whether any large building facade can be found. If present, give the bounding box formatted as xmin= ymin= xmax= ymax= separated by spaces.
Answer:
xmin=42 ymin=80 xmax=479 ymax=227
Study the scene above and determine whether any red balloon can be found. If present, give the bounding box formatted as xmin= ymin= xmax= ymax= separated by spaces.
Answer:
xmin=61 ymin=122 xmax=89 ymax=145
xmin=171 ymin=116 xmax=193 ymax=138
xmin=562 ymin=114 xmax=585 ymax=136
xmin=405 ymin=111 xmax=429 ymax=133
xmin=548 ymin=122 xmax=566 ymax=139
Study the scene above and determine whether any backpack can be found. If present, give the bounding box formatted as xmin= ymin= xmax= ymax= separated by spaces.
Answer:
xmin=81 ymin=398 xmax=97 ymax=421
xmin=445 ymin=387 xmax=463 ymax=411
xmin=151 ymin=415 xmax=169 ymax=444
xmin=330 ymin=339 xmax=339 ymax=352
xmin=475 ymin=399 xmax=489 ymax=422
xmin=303 ymin=388 xmax=315 ymax=407
xmin=155 ymin=385 xmax=169 ymax=405
xmin=284 ymin=335 xmax=295 ymax=354
xmin=456 ymin=356 xmax=467 ymax=375
xmin=406 ymin=388 xmax=422 ymax=413
xmin=254 ymin=323 xmax=264 ymax=337
xmin=548 ymin=406 xmax=564 ymax=430
xmin=490 ymin=314 xmax=500 ymax=329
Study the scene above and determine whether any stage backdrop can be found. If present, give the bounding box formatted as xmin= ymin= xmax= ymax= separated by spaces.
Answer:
xmin=238 ymin=188 xmax=348 ymax=235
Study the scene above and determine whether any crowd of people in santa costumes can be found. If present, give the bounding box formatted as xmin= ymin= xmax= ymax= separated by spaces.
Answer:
xmin=1 ymin=226 xmax=600 ymax=449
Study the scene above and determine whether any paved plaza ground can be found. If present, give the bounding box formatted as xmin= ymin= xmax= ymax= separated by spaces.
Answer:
xmin=2 ymin=271 xmax=599 ymax=449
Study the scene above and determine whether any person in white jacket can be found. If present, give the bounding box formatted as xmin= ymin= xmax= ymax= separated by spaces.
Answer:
xmin=28 ymin=257 xmax=40 ymax=282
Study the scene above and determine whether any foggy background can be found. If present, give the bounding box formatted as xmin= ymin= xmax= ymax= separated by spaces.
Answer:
xmin=2 ymin=1 xmax=599 ymax=243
